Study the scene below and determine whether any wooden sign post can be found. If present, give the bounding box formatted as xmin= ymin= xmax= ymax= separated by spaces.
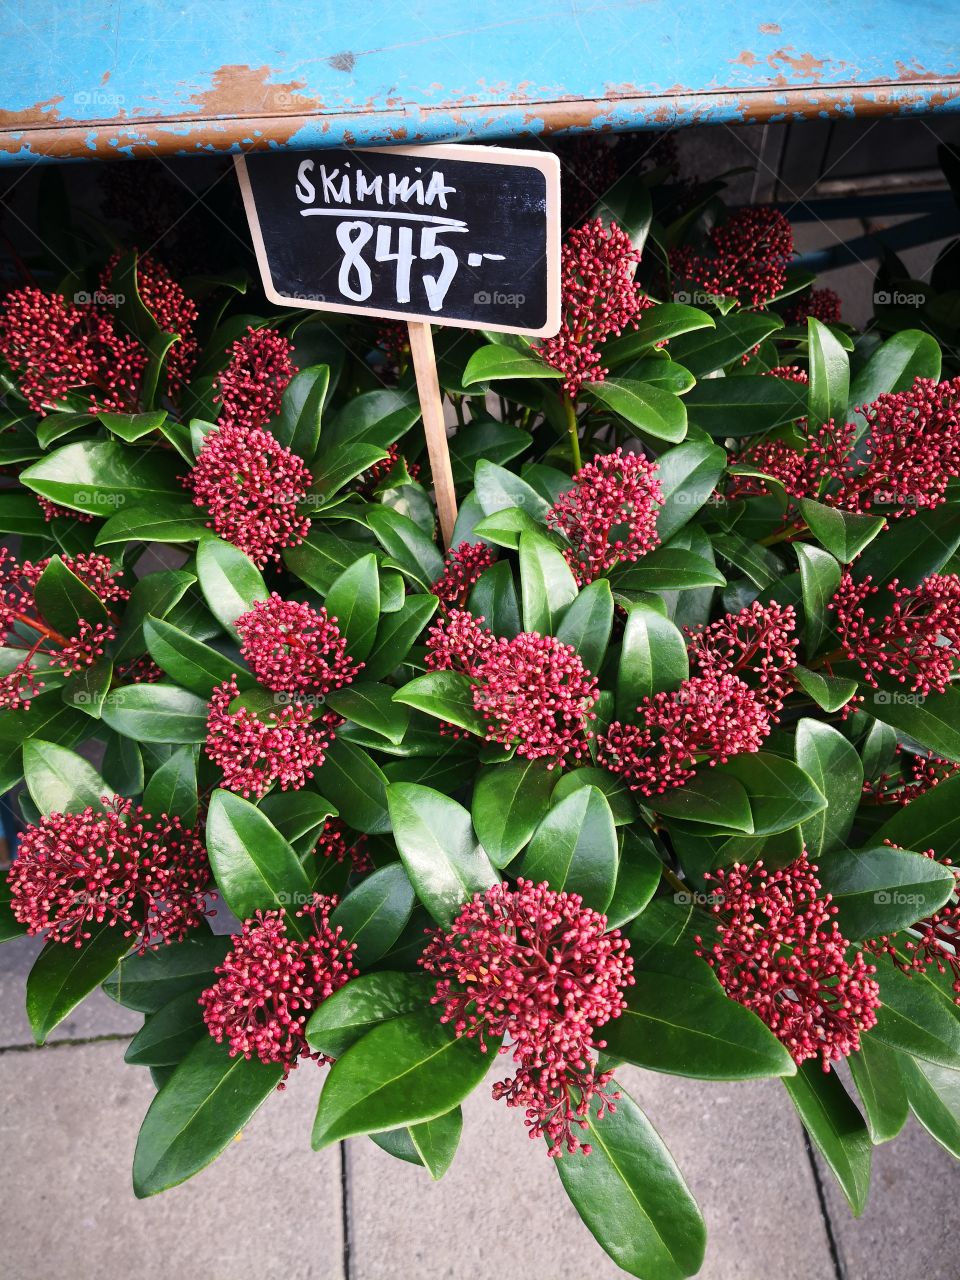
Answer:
xmin=235 ymin=143 xmax=560 ymax=547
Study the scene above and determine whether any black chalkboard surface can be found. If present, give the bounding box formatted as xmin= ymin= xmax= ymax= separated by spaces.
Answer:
xmin=235 ymin=144 xmax=560 ymax=336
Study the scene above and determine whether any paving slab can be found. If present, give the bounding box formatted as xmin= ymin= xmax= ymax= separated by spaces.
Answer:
xmin=346 ymin=1066 xmax=837 ymax=1280
xmin=0 ymin=1037 xmax=343 ymax=1280
xmin=0 ymin=933 xmax=142 ymax=1046
xmin=815 ymin=1118 xmax=954 ymax=1280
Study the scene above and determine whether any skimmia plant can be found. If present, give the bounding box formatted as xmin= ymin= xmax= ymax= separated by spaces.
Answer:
xmin=2 ymin=163 xmax=960 ymax=1280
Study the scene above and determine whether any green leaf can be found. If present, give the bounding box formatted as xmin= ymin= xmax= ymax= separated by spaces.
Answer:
xmin=473 ymin=460 xmax=551 ymax=521
xmin=26 ymin=923 xmax=131 ymax=1044
xmin=656 ymin=771 xmax=755 ymax=833
xmin=195 ymin=537 xmax=268 ymax=636
xmin=284 ymin=530 xmax=379 ymax=594
xmin=685 ymin=376 xmax=806 ymax=436
xmin=33 ymin=556 xmax=108 ymax=635
xmin=874 ymin=771 xmax=960 ymax=858
xmin=795 ymin=720 xmax=862 ymax=856
xmin=849 ymin=1037 xmax=908 ymax=1144
xmin=791 ymin=666 xmax=858 ymax=713
xmin=714 ymin=752 xmax=826 ymax=836
xmin=98 ymin=409 xmax=168 ymax=442
xmin=0 ymin=700 xmax=90 ymax=793
xmin=863 ymin=683 xmax=960 ymax=761
xmin=670 ymin=310 xmax=783 ymax=376
xmin=311 ymin=1010 xmax=492 ymax=1147
xmin=795 ymin=544 xmax=841 ymax=657
xmin=125 ymin=991 xmax=206 ymax=1067
xmin=607 ymin=302 xmax=714 ymax=359
xmin=522 ymin=787 xmax=618 ymax=910
xmin=325 ymin=554 xmax=381 ymax=661
xmin=386 ymin=784 xmax=499 ymax=927
xmin=798 ymin=499 xmax=885 ymax=563
xmin=20 ymin=439 xmax=181 ymax=516
xmin=604 ymin=956 xmax=796 ymax=1080
xmin=605 ymin=830 xmax=662 ymax=928
xmin=143 ymin=746 xmax=198 ymax=826
xmin=324 ymin=387 xmax=420 ymax=449
xmin=471 ymin=757 xmax=554 ymax=868
xmin=518 ymin=529 xmax=578 ymax=633
xmin=555 ymin=578 xmax=613 ymax=673
xmin=113 ymin=570 xmax=195 ymax=663
xmin=807 ymin=317 xmax=849 ymax=429
xmin=23 ymin=739 xmax=113 ymax=815
xmin=555 ymin=1085 xmax=706 ymax=1280
xmin=330 ymin=864 xmax=416 ymax=966
xmin=315 ymin=738 xmax=391 ymax=834
xmin=133 ymin=1036 xmax=283 ymax=1196
xmin=581 ymin=378 xmax=687 ymax=443
xmin=310 ymin=443 xmax=387 ymax=503
xmin=712 ymin=533 xmax=781 ymax=590
xmin=611 ymin=549 xmax=725 ymax=591
xmin=616 ymin=605 xmax=688 ymax=717
xmin=654 ymin=440 xmax=728 ymax=542
xmin=272 ymin=365 xmax=329 ymax=458
xmin=468 ymin=560 xmax=520 ymax=639
xmin=461 ymin=344 xmax=561 ymax=386
xmin=853 ymin=503 xmax=960 ymax=587
xmin=62 ymin=654 xmax=113 ymax=720
xmin=101 ymin=684 xmax=209 ymax=743
xmin=784 ymin=1063 xmax=871 ymax=1216
xmin=259 ymin=790 xmax=337 ymax=850
xmin=363 ymin=594 xmax=438 ymax=683
xmin=448 ymin=419 xmax=530 ymax=484
xmin=847 ymin=329 xmax=941 ymax=418
xmin=144 ymin=616 xmax=250 ymax=698
xmin=103 ymin=935 xmax=231 ymax=1013
xmin=819 ymin=847 xmax=955 ymax=940
xmin=407 ymin=1107 xmax=462 ymax=1179
xmin=206 ymin=790 xmax=314 ymax=934
xmin=96 ymin=501 xmax=210 ymax=545
xmin=366 ymin=507 xmax=444 ymax=589
xmin=900 ymin=1054 xmax=960 ymax=1158
xmin=871 ymin=956 xmax=960 ymax=1068
xmin=392 ymin=671 xmax=486 ymax=737
xmin=326 ymin=682 xmax=410 ymax=746
xmin=306 ymin=972 xmax=433 ymax=1059
xmin=552 ymin=767 xmax=636 ymax=827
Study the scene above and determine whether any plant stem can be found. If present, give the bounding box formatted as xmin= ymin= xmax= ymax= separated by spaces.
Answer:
xmin=563 ymin=395 xmax=582 ymax=473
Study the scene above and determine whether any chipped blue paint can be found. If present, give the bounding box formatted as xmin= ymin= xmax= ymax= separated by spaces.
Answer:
xmin=2 ymin=0 xmax=960 ymax=163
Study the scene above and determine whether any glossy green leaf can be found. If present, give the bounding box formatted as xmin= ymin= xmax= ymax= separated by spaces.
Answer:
xmin=522 ymin=787 xmax=618 ymax=910
xmin=113 ymin=569 xmax=195 ymax=663
xmin=853 ymin=503 xmax=960 ymax=588
xmin=315 ymin=738 xmax=392 ymax=835
xmin=306 ymin=971 xmax=432 ymax=1059
xmin=849 ymin=1037 xmax=908 ymax=1144
xmin=407 ymin=1107 xmax=463 ymax=1179
xmin=871 ymin=956 xmax=960 ymax=1068
xmin=33 ymin=556 xmax=108 ymax=636
xmin=195 ymin=536 xmax=268 ymax=636
xmin=714 ymin=752 xmax=826 ymax=836
xmin=519 ymin=529 xmax=578 ymax=634
xmin=819 ymin=847 xmax=955 ymax=940
xmin=471 ymin=757 xmax=554 ymax=868
xmin=684 ymin=376 xmax=807 ymax=436
xmin=874 ymin=772 xmax=960 ymax=859
xmin=670 ymin=310 xmax=783 ymax=376
xmin=555 ymin=578 xmax=613 ymax=673
xmin=467 ymin=559 xmax=520 ymax=638
xmin=612 ymin=549 xmax=725 ymax=592
xmin=608 ymin=302 xmax=714 ymax=358
xmin=655 ymin=772 xmax=754 ymax=833
xmin=103 ymin=934 xmax=231 ymax=1013
xmin=582 ymin=378 xmax=687 ymax=442
xmin=331 ymin=864 xmax=416 ymax=966
xmin=791 ymin=666 xmax=858 ymax=713
xmin=20 ymin=439 xmax=181 ymax=516
xmin=23 ymin=739 xmax=113 ymax=815
xmin=863 ymin=683 xmax=960 ymax=762
xmin=325 ymin=554 xmax=381 ymax=661
xmin=461 ymin=344 xmax=562 ymax=386
xmin=795 ymin=719 xmax=862 ymax=856
xmin=125 ymin=991 xmax=206 ymax=1067
xmin=363 ymin=594 xmax=438 ymax=682
xmin=143 ymin=746 xmax=199 ymax=826
xmin=144 ymin=615 xmax=250 ymax=698
xmin=551 ymin=767 xmax=636 ymax=827
xmin=26 ymin=923 xmax=131 ymax=1044
xmin=95 ymin=502 xmax=210 ymax=546
xmin=448 ymin=419 xmax=530 ymax=484
xmin=366 ymin=507 xmax=444 ymax=589
xmin=387 ymin=784 xmax=499 ymax=927
xmin=847 ymin=329 xmax=941 ymax=418
xmin=473 ymin=460 xmax=551 ymax=521
xmin=798 ymin=499 xmax=885 ymax=563
xmin=392 ymin=670 xmax=486 ymax=737
xmin=272 ymin=365 xmax=329 ymax=458
xmin=101 ymin=684 xmax=209 ymax=743
xmin=555 ymin=1085 xmax=706 ymax=1280
xmin=795 ymin=543 xmax=841 ymax=658
xmin=616 ymin=605 xmax=688 ymax=717
xmin=324 ymin=387 xmax=420 ymax=449
xmin=312 ymin=1010 xmax=492 ymax=1147
xmin=654 ymin=440 xmax=728 ymax=542
xmin=784 ymin=1062 xmax=871 ymax=1216
xmin=807 ymin=316 xmax=849 ymax=429
xmin=900 ymin=1053 xmax=960 ymax=1158
xmin=326 ymin=682 xmax=410 ymax=746
xmin=133 ymin=1036 xmax=283 ymax=1197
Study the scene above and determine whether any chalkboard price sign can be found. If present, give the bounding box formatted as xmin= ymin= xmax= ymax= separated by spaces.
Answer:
xmin=235 ymin=144 xmax=560 ymax=336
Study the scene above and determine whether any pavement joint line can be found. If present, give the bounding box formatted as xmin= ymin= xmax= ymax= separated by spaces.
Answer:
xmin=0 ymin=1031 xmax=131 ymax=1056
xmin=801 ymin=1128 xmax=849 ymax=1280
xmin=339 ymin=1140 xmax=352 ymax=1280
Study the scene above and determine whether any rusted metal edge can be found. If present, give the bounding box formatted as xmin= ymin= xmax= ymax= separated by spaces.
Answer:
xmin=3 ymin=79 xmax=960 ymax=163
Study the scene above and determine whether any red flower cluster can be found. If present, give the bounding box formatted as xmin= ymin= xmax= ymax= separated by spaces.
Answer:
xmin=831 ymin=572 xmax=960 ymax=695
xmin=671 ymin=206 xmax=794 ymax=308
xmin=431 ymin=541 xmax=496 ymax=608
xmin=547 ymin=447 xmax=663 ymax=584
xmin=0 ymin=286 xmax=146 ymax=413
xmin=9 ymin=798 xmax=210 ymax=952
xmin=863 ymin=750 xmax=960 ymax=806
xmin=37 ymin=496 xmax=94 ymax=524
xmin=315 ymin=819 xmax=372 ymax=874
xmin=426 ymin=614 xmax=599 ymax=767
xmin=0 ymin=549 xmax=124 ymax=709
xmin=100 ymin=251 xmax=199 ymax=392
xmin=200 ymin=897 xmax=358 ymax=1077
xmin=186 ymin=422 xmax=313 ymax=567
xmin=421 ymin=879 xmax=634 ymax=1156
xmin=765 ymin=364 xmax=809 ymax=384
xmin=357 ymin=442 xmax=421 ymax=495
xmin=598 ymin=672 xmax=771 ymax=796
xmin=732 ymin=377 xmax=960 ymax=520
xmin=538 ymin=218 xmax=651 ymax=398
xmin=784 ymin=287 xmax=842 ymax=326
xmin=236 ymin=594 xmax=362 ymax=695
xmin=695 ymin=856 xmax=880 ymax=1068
xmin=866 ymin=848 xmax=960 ymax=1004
xmin=213 ymin=326 xmax=298 ymax=432
xmin=205 ymin=678 xmax=339 ymax=798
xmin=686 ymin=599 xmax=799 ymax=717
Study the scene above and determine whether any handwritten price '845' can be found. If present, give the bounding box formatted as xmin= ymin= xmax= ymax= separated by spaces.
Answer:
xmin=335 ymin=221 xmax=462 ymax=311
